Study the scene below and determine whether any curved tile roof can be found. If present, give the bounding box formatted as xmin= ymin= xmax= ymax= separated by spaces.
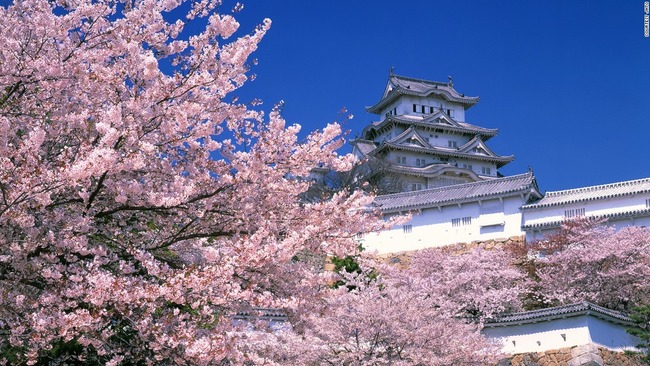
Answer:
xmin=367 ymin=74 xmax=479 ymax=114
xmin=484 ymin=301 xmax=633 ymax=328
xmin=375 ymin=171 xmax=540 ymax=213
xmin=385 ymin=163 xmax=481 ymax=180
xmin=522 ymin=177 xmax=650 ymax=210
xmin=362 ymin=114 xmax=498 ymax=140
xmin=351 ymin=139 xmax=378 ymax=157
xmin=371 ymin=141 xmax=515 ymax=167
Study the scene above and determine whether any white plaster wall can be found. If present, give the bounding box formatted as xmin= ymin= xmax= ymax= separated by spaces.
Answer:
xmin=523 ymin=193 xmax=650 ymax=240
xmin=483 ymin=316 xmax=639 ymax=354
xmin=394 ymin=96 xmax=466 ymax=122
xmin=483 ymin=316 xmax=591 ymax=354
xmin=526 ymin=215 xmax=650 ymax=242
xmin=422 ymin=130 xmax=470 ymax=148
xmin=363 ymin=196 xmax=526 ymax=254
xmin=524 ymin=194 xmax=650 ymax=226
xmin=587 ymin=317 xmax=639 ymax=352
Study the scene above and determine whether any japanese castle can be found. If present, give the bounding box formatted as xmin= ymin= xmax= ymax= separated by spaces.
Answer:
xmin=354 ymin=73 xmax=650 ymax=254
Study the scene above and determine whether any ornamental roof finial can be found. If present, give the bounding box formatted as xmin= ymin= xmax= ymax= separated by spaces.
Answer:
xmin=389 ymin=66 xmax=395 ymax=75
xmin=447 ymin=75 xmax=453 ymax=87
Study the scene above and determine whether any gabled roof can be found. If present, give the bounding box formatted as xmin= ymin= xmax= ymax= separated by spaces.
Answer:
xmin=367 ymin=74 xmax=480 ymax=114
xmin=370 ymin=140 xmax=515 ymax=167
xmin=351 ymin=139 xmax=378 ymax=158
xmin=457 ymin=136 xmax=505 ymax=159
xmin=374 ymin=171 xmax=541 ymax=213
xmin=522 ymin=177 xmax=650 ymax=210
xmin=484 ymin=301 xmax=634 ymax=328
xmin=421 ymin=111 xmax=498 ymax=136
xmin=362 ymin=114 xmax=498 ymax=141
xmin=391 ymin=127 xmax=435 ymax=149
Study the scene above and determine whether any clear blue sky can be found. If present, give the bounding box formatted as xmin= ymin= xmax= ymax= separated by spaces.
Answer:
xmin=237 ymin=2 xmax=650 ymax=192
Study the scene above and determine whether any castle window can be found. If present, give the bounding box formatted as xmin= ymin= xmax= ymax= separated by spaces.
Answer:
xmin=452 ymin=216 xmax=472 ymax=227
xmin=482 ymin=167 xmax=491 ymax=175
xmin=448 ymin=141 xmax=457 ymax=148
xmin=564 ymin=208 xmax=585 ymax=219
xmin=463 ymin=164 xmax=473 ymax=170
xmin=411 ymin=183 xmax=423 ymax=191
xmin=403 ymin=225 xmax=412 ymax=234
xmin=430 ymin=106 xmax=434 ymax=113
xmin=421 ymin=105 xmax=426 ymax=113
xmin=396 ymin=156 xmax=406 ymax=164
xmin=646 ymin=199 xmax=650 ymax=208
xmin=413 ymin=104 xmax=417 ymax=112
xmin=416 ymin=158 xmax=426 ymax=167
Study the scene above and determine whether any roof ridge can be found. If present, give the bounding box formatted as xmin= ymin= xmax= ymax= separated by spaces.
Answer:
xmin=486 ymin=300 xmax=632 ymax=325
xmin=391 ymin=73 xmax=448 ymax=86
xmin=546 ymin=177 xmax=650 ymax=197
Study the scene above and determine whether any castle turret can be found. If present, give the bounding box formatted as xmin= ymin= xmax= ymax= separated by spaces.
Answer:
xmin=352 ymin=73 xmax=514 ymax=193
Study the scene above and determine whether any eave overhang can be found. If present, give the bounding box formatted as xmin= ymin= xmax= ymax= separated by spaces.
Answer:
xmin=362 ymin=115 xmax=498 ymax=141
xmin=484 ymin=301 xmax=634 ymax=328
xmin=366 ymin=74 xmax=480 ymax=115
xmin=372 ymin=142 xmax=515 ymax=168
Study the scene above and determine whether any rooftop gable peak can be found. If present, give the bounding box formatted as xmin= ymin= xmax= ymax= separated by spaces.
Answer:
xmin=458 ymin=136 xmax=495 ymax=156
xmin=421 ymin=110 xmax=461 ymax=127
xmin=390 ymin=127 xmax=434 ymax=148
xmin=367 ymin=73 xmax=480 ymax=115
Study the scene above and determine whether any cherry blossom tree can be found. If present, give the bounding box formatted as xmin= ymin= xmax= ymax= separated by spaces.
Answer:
xmin=298 ymin=268 xmax=503 ymax=366
xmin=403 ymin=245 xmax=530 ymax=322
xmin=0 ymin=0 xmax=391 ymax=364
xmin=533 ymin=223 xmax=650 ymax=310
xmin=273 ymin=246 xmax=526 ymax=365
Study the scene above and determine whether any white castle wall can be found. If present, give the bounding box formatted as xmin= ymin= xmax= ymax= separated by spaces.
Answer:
xmin=363 ymin=195 xmax=526 ymax=254
xmin=523 ymin=192 xmax=650 ymax=241
xmin=483 ymin=315 xmax=638 ymax=354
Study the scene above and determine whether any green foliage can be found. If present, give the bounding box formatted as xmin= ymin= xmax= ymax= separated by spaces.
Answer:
xmin=329 ymin=255 xmax=361 ymax=290
xmin=627 ymin=303 xmax=650 ymax=364
xmin=329 ymin=252 xmax=378 ymax=291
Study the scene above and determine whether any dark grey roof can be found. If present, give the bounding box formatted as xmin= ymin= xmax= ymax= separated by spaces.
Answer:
xmin=233 ymin=308 xmax=288 ymax=322
xmin=484 ymin=301 xmax=634 ymax=328
xmin=375 ymin=172 xmax=540 ymax=213
xmin=362 ymin=114 xmax=498 ymax=140
xmin=367 ymin=74 xmax=479 ymax=114
xmin=371 ymin=141 xmax=515 ymax=167
xmin=522 ymin=177 xmax=650 ymax=210
xmin=385 ymin=163 xmax=481 ymax=180
xmin=351 ymin=139 xmax=378 ymax=157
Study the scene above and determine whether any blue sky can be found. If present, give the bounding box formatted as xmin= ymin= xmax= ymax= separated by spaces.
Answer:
xmin=232 ymin=1 xmax=649 ymax=192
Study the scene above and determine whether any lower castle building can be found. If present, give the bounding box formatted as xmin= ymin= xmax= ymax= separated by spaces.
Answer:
xmin=363 ymin=173 xmax=650 ymax=254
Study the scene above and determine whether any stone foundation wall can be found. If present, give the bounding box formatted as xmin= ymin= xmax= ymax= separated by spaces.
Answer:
xmin=498 ymin=344 xmax=644 ymax=366
xmin=378 ymin=235 xmax=527 ymax=267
